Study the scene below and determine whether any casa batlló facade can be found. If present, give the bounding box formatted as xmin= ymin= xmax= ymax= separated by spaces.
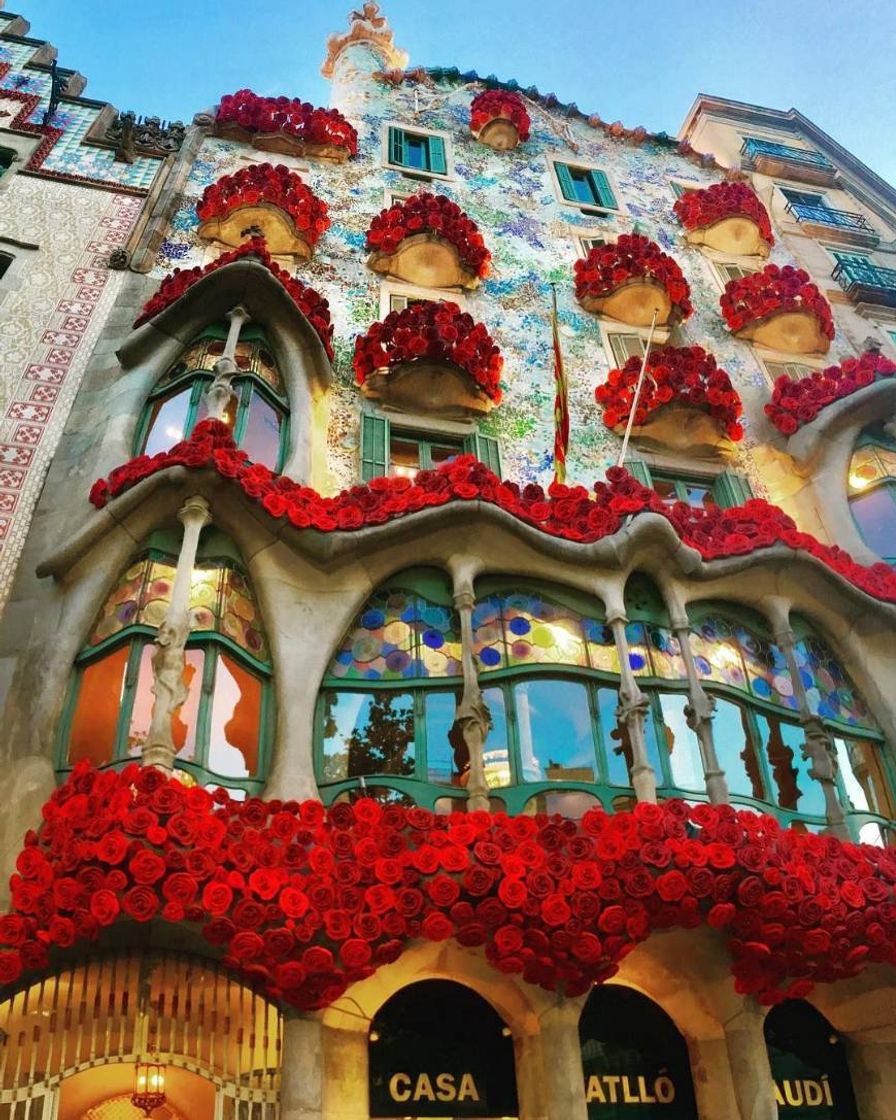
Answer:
xmin=0 ymin=4 xmax=895 ymax=1119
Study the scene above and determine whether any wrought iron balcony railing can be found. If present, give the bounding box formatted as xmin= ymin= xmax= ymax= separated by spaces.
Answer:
xmin=832 ymin=256 xmax=896 ymax=308
xmin=741 ymin=138 xmax=835 ymax=171
xmin=785 ymin=202 xmax=876 ymax=234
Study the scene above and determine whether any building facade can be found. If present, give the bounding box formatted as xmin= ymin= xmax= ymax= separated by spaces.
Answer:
xmin=0 ymin=5 xmax=895 ymax=1119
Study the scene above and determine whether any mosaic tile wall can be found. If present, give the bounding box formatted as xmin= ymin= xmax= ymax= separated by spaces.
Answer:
xmin=147 ymin=48 xmax=863 ymax=498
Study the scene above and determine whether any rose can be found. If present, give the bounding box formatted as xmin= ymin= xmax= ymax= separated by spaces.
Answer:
xmin=421 ymin=913 xmax=454 ymax=941
xmin=122 ymin=885 xmax=160 ymax=923
xmin=340 ymin=938 xmax=373 ymax=968
xmin=202 ymin=881 xmax=233 ymax=916
xmin=0 ymin=950 xmax=22 ymax=984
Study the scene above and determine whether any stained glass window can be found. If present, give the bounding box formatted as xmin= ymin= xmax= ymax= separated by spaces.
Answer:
xmin=793 ymin=635 xmax=876 ymax=730
xmin=474 ymin=589 xmax=605 ymax=672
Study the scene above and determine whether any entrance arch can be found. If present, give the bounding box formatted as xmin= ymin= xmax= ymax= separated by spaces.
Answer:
xmin=764 ymin=999 xmax=859 ymax=1117
xmin=579 ymin=984 xmax=698 ymax=1118
xmin=368 ymin=979 xmax=518 ymax=1118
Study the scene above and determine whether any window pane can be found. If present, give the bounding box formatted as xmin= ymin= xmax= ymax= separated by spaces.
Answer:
xmin=68 ymin=645 xmax=131 ymax=766
xmin=755 ymin=714 xmax=826 ymax=816
xmin=406 ymin=137 xmax=427 ymax=169
xmin=850 ymin=486 xmax=896 ymax=560
xmin=834 ymin=736 xmax=893 ymax=817
xmin=319 ymin=690 xmax=415 ymax=780
xmin=513 ymin=678 xmax=596 ymax=782
xmin=569 ymin=169 xmax=597 ymax=205
xmin=208 ymin=652 xmax=262 ymax=778
xmin=127 ymin=645 xmax=204 ymax=762
xmin=239 ymin=390 xmax=283 ymax=469
xmin=713 ymin=697 xmax=765 ymax=801
xmin=425 ymin=691 xmax=460 ymax=785
xmin=482 ymin=686 xmax=512 ymax=787
xmin=598 ymin=686 xmax=629 ymax=787
xmin=657 ymin=693 xmax=704 ymax=791
xmin=430 ymin=442 xmax=461 ymax=467
xmin=503 ymin=592 xmax=588 ymax=668
xmin=390 ymin=437 xmax=421 ymax=479
xmin=142 ymin=388 xmax=192 ymax=456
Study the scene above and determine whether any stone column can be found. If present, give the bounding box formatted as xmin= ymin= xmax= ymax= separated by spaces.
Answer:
xmin=514 ymin=1029 xmax=548 ymax=1120
xmin=281 ymin=1014 xmax=323 ymax=1120
xmin=672 ymin=615 xmax=729 ymax=804
xmin=608 ymin=613 xmax=657 ymax=803
xmin=203 ymin=304 xmax=250 ymax=421
xmin=142 ymin=495 xmax=211 ymax=771
xmin=723 ymin=1000 xmax=777 ymax=1120
xmin=538 ymin=998 xmax=588 ymax=1120
xmin=844 ymin=1035 xmax=896 ymax=1120
xmin=774 ymin=624 xmax=848 ymax=839
xmin=322 ymin=1023 xmax=368 ymax=1120
xmin=451 ymin=569 xmax=491 ymax=812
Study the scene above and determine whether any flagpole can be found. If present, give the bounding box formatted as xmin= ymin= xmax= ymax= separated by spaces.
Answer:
xmin=616 ymin=307 xmax=658 ymax=469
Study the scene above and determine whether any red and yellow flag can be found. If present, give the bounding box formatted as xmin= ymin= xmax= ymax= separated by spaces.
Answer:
xmin=551 ymin=284 xmax=569 ymax=485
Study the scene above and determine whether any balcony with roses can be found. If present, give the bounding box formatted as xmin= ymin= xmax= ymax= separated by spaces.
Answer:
xmin=720 ymin=264 xmax=834 ymax=355
xmin=215 ymin=89 xmax=358 ymax=162
xmin=469 ymin=89 xmax=531 ymax=151
xmin=196 ymin=163 xmax=330 ymax=261
xmin=366 ymin=193 xmax=491 ymax=290
xmin=354 ymin=301 xmax=503 ymax=417
xmin=595 ymin=344 xmax=744 ymax=455
xmin=574 ymin=234 xmax=693 ymax=329
xmin=673 ymin=181 xmax=774 ymax=258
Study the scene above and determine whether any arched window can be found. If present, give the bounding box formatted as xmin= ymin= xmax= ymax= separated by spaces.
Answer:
xmin=136 ymin=325 xmax=289 ymax=470
xmin=59 ymin=529 xmax=273 ymax=794
xmin=764 ymin=1000 xmax=859 ymax=1118
xmin=579 ymin=984 xmax=698 ymax=1118
xmin=847 ymin=424 xmax=896 ymax=564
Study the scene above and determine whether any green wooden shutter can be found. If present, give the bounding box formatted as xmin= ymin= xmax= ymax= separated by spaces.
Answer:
xmin=464 ymin=433 xmax=502 ymax=476
xmin=589 ymin=169 xmax=616 ymax=209
xmin=388 ymin=127 xmax=407 ymax=167
xmin=554 ymin=162 xmax=578 ymax=202
xmin=360 ymin=413 xmax=390 ymax=482
xmin=712 ymin=470 xmax=753 ymax=508
xmin=426 ymin=135 xmax=447 ymax=175
xmin=624 ymin=459 xmax=653 ymax=487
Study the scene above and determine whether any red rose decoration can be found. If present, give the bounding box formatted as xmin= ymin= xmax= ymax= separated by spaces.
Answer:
xmin=720 ymin=263 xmax=834 ymax=341
xmin=765 ymin=351 xmax=896 ymax=434
xmin=216 ymin=90 xmax=358 ymax=158
xmin=470 ymin=89 xmax=531 ymax=143
xmin=366 ymin=192 xmax=491 ymax=280
xmin=122 ymin=885 xmax=160 ymax=923
xmin=574 ymin=234 xmax=693 ymax=323
xmin=673 ymin=182 xmax=774 ymax=248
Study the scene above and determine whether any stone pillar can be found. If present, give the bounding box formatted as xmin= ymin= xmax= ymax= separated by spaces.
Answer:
xmin=723 ymin=1001 xmax=777 ymax=1120
xmin=672 ymin=616 xmax=729 ymax=804
xmin=608 ymin=613 xmax=657 ymax=803
xmin=844 ymin=1035 xmax=896 ymax=1120
xmin=775 ymin=625 xmax=848 ymax=839
xmin=452 ymin=571 xmax=491 ymax=812
xmin=538 ymin=999 xmax=588 ymax=1120
xmin=514 ymin=1029 xmax=548 ymax=1120
xmin=322 ymin=1024 xmax=368 ymax=1120
xmin=142 ymin=495 xmax=211 ymax=771
xmin=203 ymin=304 xmax=250 ymax=421
xmin=281 ymin=1015 xmax=323 ymax=1120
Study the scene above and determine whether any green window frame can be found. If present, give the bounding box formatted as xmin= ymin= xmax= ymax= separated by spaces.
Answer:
xmin=135 ymin=325 xmax=290 ymax=471
xmin=627 ymin=462 xmax=754 ymax=509
xmin=554 ymin=162 xmax=617 ymax=209
xmin=387 ymin=126 xmax=448 ymax=176
xmin=359 ymin=412 xmax=501 ymax=482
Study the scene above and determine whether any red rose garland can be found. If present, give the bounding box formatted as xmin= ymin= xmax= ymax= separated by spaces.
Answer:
xmin=673 ymin=182 xmax=774 ymax=248
xmin=216 ymin=89 xmax=358 ymax=157
xmin=765 ymin=351 xmax=896 ymax=435
xmin=596 ymin=344 xmax=744 ymax=441
xmin=573 ymin=234 xmax=693 ymax=321
xmin=470 ymin=89 xmax=531 ymax=142
xmin=720 ymin=264 xmax=835 ymax=340
xmin=87 ymin=425 xmax=896 ymax=603
xmin=353 ymin=301 xmax=503 ymax=403
xmin=134 ymin=239 xmax=334 ymax=360
xmin=196 ymin=163 xmax=330 ymax=248
xmin=2 ymin=762 xmax=896 ymax=1008
xmin=366 ymin=193 xmax=492 ymax=279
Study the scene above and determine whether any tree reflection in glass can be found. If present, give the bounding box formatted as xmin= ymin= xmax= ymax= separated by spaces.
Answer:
xmin=320 ymin=691 xmax=415 ymax=781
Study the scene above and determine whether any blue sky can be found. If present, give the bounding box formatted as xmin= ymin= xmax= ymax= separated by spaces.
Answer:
xmin=21 ymin=0 xmax=896 ymax=185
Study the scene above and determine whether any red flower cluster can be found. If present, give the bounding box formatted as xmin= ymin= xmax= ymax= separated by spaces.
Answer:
xmin=88 ymin=427 xmax=896 ymax=603
xmin=2 ymin=763 xmax=896 ymax=1008
xmin=765 ymin=351 xmax=896 ymax=435
xmin=134 ymin=239 xmax=334 ymax=360
xmin=353 ymin=302 xmax=503 ymax=402
xmin=573 ymin=234 xmax=693 ymax=321
xmin=216 ymin=89 xmax=358 ymax=157
xmin=673 ymin=182 xmax=774 ymax=248
xmin=596 ymin=345 xmax=744 ymax=441
xmin=366 ymin=193 xmax=491 ymax=279
xmin=470 ymin=89 xmax=531 ymax=142
xmin=196 ymin=163 xmax=330 ymax=247
xmin=720 ymin=264 xmax=835 ymax=340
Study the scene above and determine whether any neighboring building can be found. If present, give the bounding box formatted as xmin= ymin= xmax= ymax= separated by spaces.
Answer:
xmin=0 ymin=6 xmax=894 ymax=1120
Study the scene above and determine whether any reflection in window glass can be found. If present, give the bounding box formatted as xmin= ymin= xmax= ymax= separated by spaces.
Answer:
xmin=481 ymin=686 xmax=512 ymax=788
xmin=597 ymin=686 xmax=628 ymax=787
xmin=755 ymin=714 xmax=825 ymax=816
xmin=68 ymin=645 xmax=130 ymax=766
xmin=524 ymin=789 xmax=601 ymax=817
xmin=240 ymin=391 xmax=282 ymax=469
xmin=127 ymin=646 xmax=204 ymax=762
xmin=143 ymin=389 xmax=192 ymax=457
xmin=850 ymin=483 xmax=896 ymax=561
xmin=833 ymin=736 xmax=892 ymax=818
xmin=713 ymin=697 xmax=765 ymax=801
xmin=658 ymin=693 xmax=703 ymax=791
xmin=425 ymin=691 xmax=460 ymax=785
xmin=320 ymin=691 xmax=415 ymax=781
xmin=208 ymin=653 xmax=261 ymax=777
xmin=514 ymin=679 xmax=595 ymax=782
